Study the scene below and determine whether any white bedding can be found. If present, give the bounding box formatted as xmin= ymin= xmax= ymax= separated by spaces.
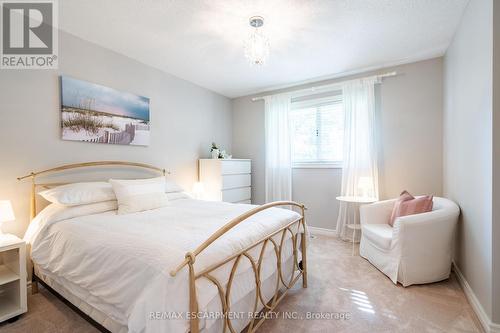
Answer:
xmin=25 ymin=198 xmax=302 ymax=333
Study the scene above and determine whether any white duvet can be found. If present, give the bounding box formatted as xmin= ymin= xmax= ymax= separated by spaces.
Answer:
xmin=25 ymin=198 xmax=302 ymax=333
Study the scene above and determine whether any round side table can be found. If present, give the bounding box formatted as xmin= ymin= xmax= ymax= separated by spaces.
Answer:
xmin=336 ymin=196 xmax=378 ymax=255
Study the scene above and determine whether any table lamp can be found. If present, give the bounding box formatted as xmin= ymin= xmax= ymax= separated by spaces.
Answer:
xmin=357 ymin=177 xmax=374 ymax=198
xmin=0 ymin=200 xmax=15 ymax=235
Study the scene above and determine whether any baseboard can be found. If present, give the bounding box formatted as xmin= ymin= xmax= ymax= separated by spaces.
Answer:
xmin=453 ymin=262 xmax=500 ymax=333
xmin=308 ymin=226 xmax=336 ymax=237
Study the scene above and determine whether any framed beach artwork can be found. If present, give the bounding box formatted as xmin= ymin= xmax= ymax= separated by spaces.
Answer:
xmin=60 ymin=76 xmax=150 ymax=146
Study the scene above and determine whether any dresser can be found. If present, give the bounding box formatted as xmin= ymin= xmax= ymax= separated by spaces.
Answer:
xmin=199 ymin=159 xmax=251 ymax=204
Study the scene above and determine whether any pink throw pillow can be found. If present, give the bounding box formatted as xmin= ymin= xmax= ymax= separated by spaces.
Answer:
xmin=389 ymin=190 xmax=433 ymax=226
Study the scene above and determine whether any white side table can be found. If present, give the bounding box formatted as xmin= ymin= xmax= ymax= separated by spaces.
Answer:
xmin=0 ymin=234 xmax=27 ymax=323
xmin=336 ymin=196 xmax=377 ymax=255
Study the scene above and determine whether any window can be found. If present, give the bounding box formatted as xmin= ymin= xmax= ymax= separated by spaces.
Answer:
xmin=289 ymin=95 xmax=344 ymax=167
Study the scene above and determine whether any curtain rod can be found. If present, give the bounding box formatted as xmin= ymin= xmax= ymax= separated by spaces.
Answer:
xmin=251 ymin=71 xmax=397 ymax=102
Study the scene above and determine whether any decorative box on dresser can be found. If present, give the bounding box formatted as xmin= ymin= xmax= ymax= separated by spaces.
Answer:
xmin=199 ymin=159 xmax=252 ymax=204
xmin=0 ymin=234 xmax=27 ymax=323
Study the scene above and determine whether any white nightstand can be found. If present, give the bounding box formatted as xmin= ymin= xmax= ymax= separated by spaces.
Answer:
xmin=0 ymin=234 xmax=27 ymax=323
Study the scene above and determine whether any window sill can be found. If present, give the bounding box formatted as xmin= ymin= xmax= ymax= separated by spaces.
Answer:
xmin=292 ymin=163 xmax=343 ymax=169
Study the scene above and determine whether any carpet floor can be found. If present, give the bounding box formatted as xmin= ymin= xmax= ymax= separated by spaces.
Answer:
xmin=0 ymin=234 xmax=483 ymax=333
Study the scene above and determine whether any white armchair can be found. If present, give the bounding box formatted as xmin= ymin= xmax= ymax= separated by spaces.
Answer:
xmin=359 ymin=197 xmax=460 ymax=286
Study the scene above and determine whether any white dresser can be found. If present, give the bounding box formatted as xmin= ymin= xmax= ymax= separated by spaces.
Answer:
xmin=199 ymin=159 xmax=251 ymax=204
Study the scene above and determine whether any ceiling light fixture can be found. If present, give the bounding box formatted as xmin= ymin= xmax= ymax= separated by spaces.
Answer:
xmin=244 ymin=16 xmax=270 ymax=66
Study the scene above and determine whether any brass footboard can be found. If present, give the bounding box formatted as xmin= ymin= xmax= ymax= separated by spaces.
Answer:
xmin=18 ymin=162 xmax=307 ymax=333
xmin=170 ymin=201 xmax=308 ymax=333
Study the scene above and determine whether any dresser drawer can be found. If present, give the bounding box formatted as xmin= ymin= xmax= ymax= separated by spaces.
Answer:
xmin=221 ymin=160 xmax=251 ymax=175
xmin=222 ymin=174 xmax=251 ymax=190
xmin=222 ymin=187 xmax=251 ymax=203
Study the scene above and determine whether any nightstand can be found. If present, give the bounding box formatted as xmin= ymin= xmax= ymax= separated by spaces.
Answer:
xmin=0 ymin=234 xmax=27 ymax=323
xmin=336 ymin=196 xmax=378 ymax=256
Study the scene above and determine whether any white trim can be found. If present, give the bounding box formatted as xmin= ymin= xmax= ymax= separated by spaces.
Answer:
xmin=308 ymin=226 xmax=336 ymax=237
xmin=453 ymin=262 xmax=500 ymax=333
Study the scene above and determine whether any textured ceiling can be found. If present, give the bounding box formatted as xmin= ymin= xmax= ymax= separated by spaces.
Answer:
xmin=59 ymin=0 xmax=469 ymax=98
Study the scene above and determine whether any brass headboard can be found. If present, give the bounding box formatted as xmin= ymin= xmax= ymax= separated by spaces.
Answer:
xmin=17 ymin=161 xmax=167 ymax=220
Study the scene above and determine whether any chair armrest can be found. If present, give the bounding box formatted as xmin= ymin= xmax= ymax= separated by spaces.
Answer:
xmin=392 ymin=208 xmax=460 ymax=250
xmin=360 ymin=199 xmax=396 ymax=225
xmin=393 ymin=207 xmax=459 ymax=231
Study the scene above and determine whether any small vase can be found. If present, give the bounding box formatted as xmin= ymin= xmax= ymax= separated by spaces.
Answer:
xmin=211 ymin=149 xmax=220 ymax=159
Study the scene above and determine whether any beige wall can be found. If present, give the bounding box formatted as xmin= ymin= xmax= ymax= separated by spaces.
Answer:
xmin=291 ymin=168 xmax=342 ymax=230
xmin=493 ymin=0 xmax=500 ymax=325
xmin=0 ymin=31 xmax=232 ymax=238
xmin=377 ymin=58 xmax=443 ymax=199
xmin=231 ymin=96 xmax=266 ymax=205
xmin=232 ymin=58 xmax=443 ymax=230
xmin=443 ymin=0 xmax=494 ymax=324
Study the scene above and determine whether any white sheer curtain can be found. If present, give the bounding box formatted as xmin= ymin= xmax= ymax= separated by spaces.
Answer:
xmin=264 ymin=93 xmax=292 ymax=202
xmin=336 ymin=77 xmax=380 ymax=240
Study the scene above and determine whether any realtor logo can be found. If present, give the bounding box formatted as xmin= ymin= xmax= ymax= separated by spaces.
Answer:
xmin=0 ymin=0 xmax=58 ymax=69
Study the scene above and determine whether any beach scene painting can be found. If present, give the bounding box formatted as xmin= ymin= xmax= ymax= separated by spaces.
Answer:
xmin=61 ymin=76 xmax=150 ymax=146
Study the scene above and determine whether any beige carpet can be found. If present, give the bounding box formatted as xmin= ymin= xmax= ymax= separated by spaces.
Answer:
xmin=0 ymin=235 xmax=483 ymax=333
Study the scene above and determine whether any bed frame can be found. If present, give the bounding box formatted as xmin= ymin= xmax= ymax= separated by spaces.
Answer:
xmin=18 ymin=161 xmax=308 ymax=333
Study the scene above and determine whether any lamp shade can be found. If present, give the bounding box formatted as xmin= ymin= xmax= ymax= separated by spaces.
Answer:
xmin=0 ymin=200 xmax=15 ymax=223
xmin=357 ymin=177 xmax=374 ymax=198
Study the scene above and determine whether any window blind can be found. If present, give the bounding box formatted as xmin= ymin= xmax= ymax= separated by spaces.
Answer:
xmin=290 ymin=98 xmax=344 ymax=165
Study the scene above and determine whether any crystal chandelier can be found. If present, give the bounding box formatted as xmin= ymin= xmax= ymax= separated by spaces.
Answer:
xmin=244 ymin=16 xmax=270 ymax=66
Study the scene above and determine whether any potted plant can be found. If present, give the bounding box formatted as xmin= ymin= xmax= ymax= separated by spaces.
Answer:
xmin=211 ymin=142 xmax=220 ymax=159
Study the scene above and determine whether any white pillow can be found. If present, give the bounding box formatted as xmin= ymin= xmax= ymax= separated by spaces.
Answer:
xmin=41 ymin=201 xmax=117 ymax=225
xmin=39 ymin=182 xmax=116 ymax=206
xmin=109 ymin=177 xmax=169 ymax=214
xmin=165 ymin=179 xmax=184 ymax=193
xmin=166 ymin=191 xmax=191 ymax=201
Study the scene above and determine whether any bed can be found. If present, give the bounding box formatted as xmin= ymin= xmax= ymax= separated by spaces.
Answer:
xmin=18 ymin=161 xmax=308 ymax=333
